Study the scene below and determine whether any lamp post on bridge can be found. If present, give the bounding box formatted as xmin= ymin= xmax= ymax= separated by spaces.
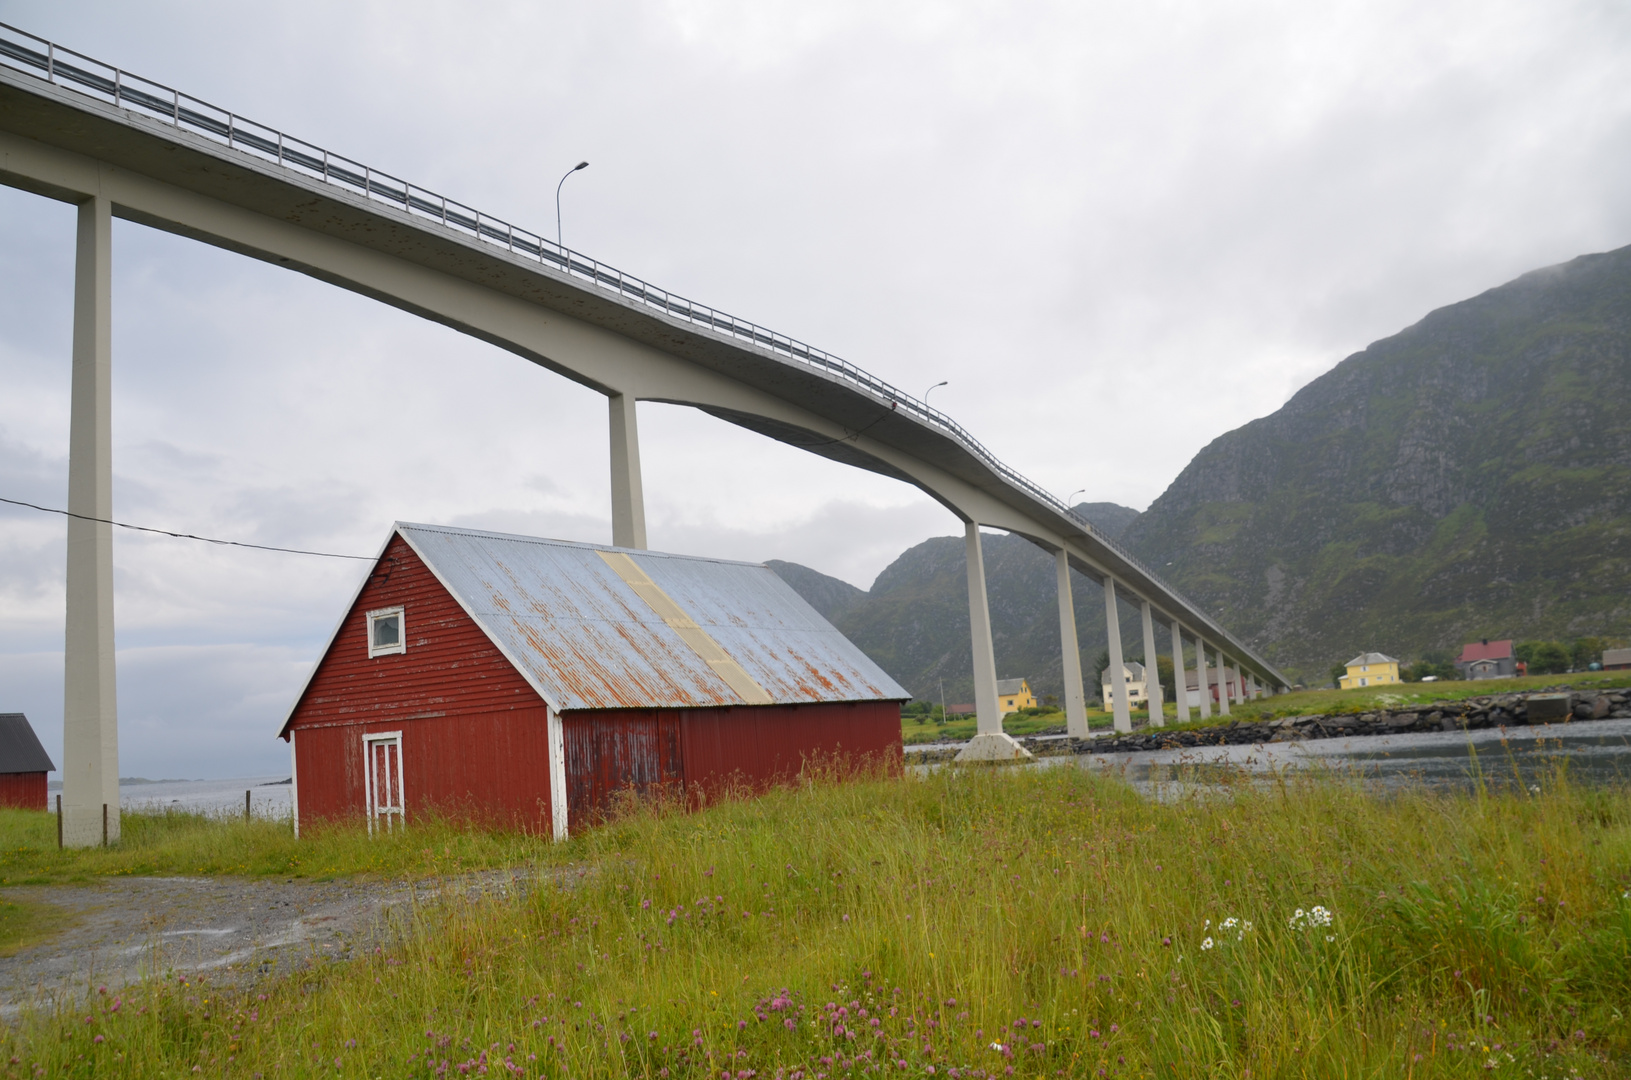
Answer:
xmin=555 ymin=161 xmax=589 ymax=264
xmin=924 ymin=381 xmax=948 ymax=408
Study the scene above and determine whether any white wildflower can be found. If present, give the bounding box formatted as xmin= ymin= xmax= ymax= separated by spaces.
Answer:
xmin=1220 ymin=917 xmax=1238 ymax=930
xmin=989 ymin=1043 xmax=1005 ymax=1053
xmin=1325 ymin=935 xmax=1336 ymax=942
xmin=1309 ymin=906 xmax=1333 ymax=927
xmin=1242 ymin=921 xmax=1254 ymax=932
xmin=1200 ymin=937 xmax=1214 ymax=950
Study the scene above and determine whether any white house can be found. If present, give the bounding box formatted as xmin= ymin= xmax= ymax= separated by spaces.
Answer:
xmin=1101 ymin=661 xmax=1148 ymax=708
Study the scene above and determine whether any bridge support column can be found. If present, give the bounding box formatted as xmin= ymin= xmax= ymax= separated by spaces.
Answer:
xmin=955 ymin=524 xmax=1030 ymax=761
xmin=1103 ymin=578 xmax=1132 ymax=734
xmin=608 ymin=393 xmax=647 ymax=549
xmin=1170 ymin=620 xmax=1192 ymax=723
xmin=1196 ymin=640 xmax=1212 ymax=719
xmin=63 ymin=194 xmax=120 ymax=848
xmin=1055 ymin=550 xmax=1089 ymax=740
xmin=1139 ymin=600 xmax=1164 ymax=727
xmin=1216 ymin=649 xmax=1231 ymax=716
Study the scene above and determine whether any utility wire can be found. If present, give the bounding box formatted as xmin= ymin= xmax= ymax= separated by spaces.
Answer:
xmin=0 ymin=495 xmax=374 ymax=560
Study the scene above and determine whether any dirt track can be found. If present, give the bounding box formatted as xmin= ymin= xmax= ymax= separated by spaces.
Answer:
xmin=0 ymin=871 xmax=535 ymax=1014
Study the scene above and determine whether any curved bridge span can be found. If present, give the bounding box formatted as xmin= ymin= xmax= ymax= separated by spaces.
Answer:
xmin=0 ymin=23 xmax=1287 ymax=843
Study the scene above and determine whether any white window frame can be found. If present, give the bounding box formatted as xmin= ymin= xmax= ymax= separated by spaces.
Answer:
xmin=362 ymin=730 xmax=405 ymax=835
xmin=367 ymin=606 xmax=406 ymax=658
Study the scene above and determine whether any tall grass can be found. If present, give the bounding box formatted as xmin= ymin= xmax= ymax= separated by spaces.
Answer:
xmin=0 ymin=806 xmax=542 ymax=885
xmin=3 ymin=762 xmax=1628 ymax=1077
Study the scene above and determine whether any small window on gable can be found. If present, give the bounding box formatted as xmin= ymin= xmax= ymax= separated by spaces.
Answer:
xmin=368 ymin=606 xmax=405 ymax=658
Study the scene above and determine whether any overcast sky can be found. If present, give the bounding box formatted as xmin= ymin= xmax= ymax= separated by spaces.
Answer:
xmin=3 ymin=0 xmax=1630 ymax=779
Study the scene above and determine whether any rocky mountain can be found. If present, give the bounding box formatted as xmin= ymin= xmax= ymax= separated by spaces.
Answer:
xmin=770 ymin=503 xmax=1144 ymax=704
xmin=771 ymin=246 xmax=1631 ymax=695
xmin=1120 ymin=244 xmax=1631 ymax=681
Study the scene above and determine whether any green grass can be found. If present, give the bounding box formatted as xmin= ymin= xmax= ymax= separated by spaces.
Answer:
xmin=1224 ymin=671 xmax=1631 ymax=723
xmin=0 ymin=807 xmax=540 ymax=886
xmin=901 ymin=708 xmax=1115 ymax=744
xmin=0 ymin=896 xmax=78 ymax=957
xmin=2 ymin=763 xmax=1628 ymax=1076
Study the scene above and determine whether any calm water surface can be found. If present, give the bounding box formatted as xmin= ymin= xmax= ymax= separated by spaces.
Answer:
xmin=47 ymin=775 xmax=295 ymax=818
xmin=1061 ymin=717 xmax=1631 ymax=791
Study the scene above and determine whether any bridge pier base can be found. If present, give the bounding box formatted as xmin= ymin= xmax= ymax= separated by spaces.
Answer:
xmin=1103 ymin=578 xmax=1132 ymax=734
xmin=1055 ymin=550 xmax=1089 ymax=740
xmin=62 ymin=193 xmax=120 ymax=848
xmin=1170 ymin=621 xmax=1192 ymax=723
xmin=1197 ymin=639 xmax=1213 ymax=719
xmin=1216 ymin=649 xmax=1231 ymax=715
xmin=955 ymin=523 xmax=1030 ymax=762
xmin=1140 ymin=600 xmax=1164 ymax=727
xmin=608 ymin=393 xmax=647 ymax=549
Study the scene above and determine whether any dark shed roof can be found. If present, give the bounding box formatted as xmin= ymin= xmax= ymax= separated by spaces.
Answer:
xmin=0 ymin=715 xmax=54 ymax=774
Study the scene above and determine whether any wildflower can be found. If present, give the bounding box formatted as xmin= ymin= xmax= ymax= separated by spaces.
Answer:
xmin=990 ymin=1043 xmax=1004 ymax=1052
xmin=1243 ymin=921 xmax=1253 ymax=932
xmin=1220 ymin=918 xmax=1237 ymax=930
xmin=1325 ymin=935 xmax=1335 ymax=943
xmin=1200 ymin=938 xmax=1214 ymax=950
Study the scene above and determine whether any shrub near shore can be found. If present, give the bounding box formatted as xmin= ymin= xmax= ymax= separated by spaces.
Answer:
xmin=4 ymin=763 xmax=1629 ymax=1077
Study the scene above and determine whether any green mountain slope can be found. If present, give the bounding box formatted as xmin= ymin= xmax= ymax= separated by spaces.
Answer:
xmin=1121 ymin=245 xmax=1631 ymax=681
xmin=769 ymin=504 xmax=1144 ymax=703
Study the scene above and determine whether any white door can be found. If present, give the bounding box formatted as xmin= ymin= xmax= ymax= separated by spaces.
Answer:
xmin=363 ymin=732 xmax=404 ymax=834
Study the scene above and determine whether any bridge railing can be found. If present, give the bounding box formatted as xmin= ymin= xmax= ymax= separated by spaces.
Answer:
xmin=0 ymin=21 xmax=1241 ymax=650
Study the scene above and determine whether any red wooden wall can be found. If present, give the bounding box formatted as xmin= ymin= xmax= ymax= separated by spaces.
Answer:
xmin=286 ymin=534 xmax=540 ymax=730
xmin=0 ymin=772 xmax=45 ymax=810
xmin=293 ymin=708 xmax=553 ymax=830
xmin=561 ymin=702 xmax=901 ymax=821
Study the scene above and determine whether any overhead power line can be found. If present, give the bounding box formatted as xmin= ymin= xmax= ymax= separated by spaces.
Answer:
xmin=0 ymin=495 xmax=374 ymax=560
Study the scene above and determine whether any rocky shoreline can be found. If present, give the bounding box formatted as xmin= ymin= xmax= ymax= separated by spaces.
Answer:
xmin=904 ymin=688 xmax=1631 ymax=764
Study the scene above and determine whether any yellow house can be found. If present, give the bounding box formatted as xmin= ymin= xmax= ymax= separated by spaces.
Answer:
xmin=1339 ymin=652 xmax=1400 ymax=689
xmin=996 ymin=678 xmax=1036 ymax=715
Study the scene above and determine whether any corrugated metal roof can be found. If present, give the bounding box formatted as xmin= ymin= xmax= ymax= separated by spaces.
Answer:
xmin=396 ymin=523 xmax=908 ymax=711
xmin=0 ymin=714 xmax=54 ymax=774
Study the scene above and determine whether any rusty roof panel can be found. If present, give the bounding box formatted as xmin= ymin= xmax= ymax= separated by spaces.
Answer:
xmin=395 ymin=523 xmax=907 ymax=711
xmin=633 ymin=550 xmax=902 ymax=704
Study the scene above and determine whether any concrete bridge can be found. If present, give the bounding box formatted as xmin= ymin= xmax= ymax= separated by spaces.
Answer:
xmin=0 ymin=23 xmax=1288 ymax=846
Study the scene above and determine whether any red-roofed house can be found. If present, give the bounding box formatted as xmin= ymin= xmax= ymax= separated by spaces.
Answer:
xmin=1455 ymin=639 xmax=1522 ymax=680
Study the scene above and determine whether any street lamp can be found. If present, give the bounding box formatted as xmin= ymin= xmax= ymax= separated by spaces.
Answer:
xmin=924 ymin=380 xmax=948 ymax=406
xmin=1067 ymin=488 xmax=1087 ymax=505
xmin=555 ymin=161 xmax=589 ymax=265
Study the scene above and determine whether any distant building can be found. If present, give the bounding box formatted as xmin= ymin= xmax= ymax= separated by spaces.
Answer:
xmin=996 ymin=679 xmax=1036 ymax=715
xmin=0 ymin=714 xmax=54 ymax=810
xmin=1101 ymin=662 xmax=1149 ymax=708
xmin=1340 ymin=652 xmax=1400 ymax=689
xmin=280 ymin=524 xmax=907 ymax=838
xmin=1456 ymin=639 xmax=1518 ymax=680
xmin=1184 ymin=667 xmax=1240 ymax=704
xmin=1603 ymin=647 xmax=1631 ymax=671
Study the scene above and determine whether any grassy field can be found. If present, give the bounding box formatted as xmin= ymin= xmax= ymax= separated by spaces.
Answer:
xmin=0 ymin=763 xmax=1628 ymax=1077
xmin=900 ymin=709 xmax=1112 ymax=744
xmin=1223 ymin=671 xmax=1631 ymax=723
xmin=0 ymin=805 xmax=540 ymax=887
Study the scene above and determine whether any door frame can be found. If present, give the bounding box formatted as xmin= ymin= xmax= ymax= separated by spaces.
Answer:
xmin=362 ymin=730 xmax=405 ymax=835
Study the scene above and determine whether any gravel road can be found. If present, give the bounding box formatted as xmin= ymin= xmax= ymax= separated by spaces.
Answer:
xmin=0 ymin=870 xmax=537 ymax=1015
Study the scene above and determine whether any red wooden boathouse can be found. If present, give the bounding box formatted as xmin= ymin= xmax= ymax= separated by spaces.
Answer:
xmin=278 ymin=523 xmax=907 ymax=837
xmin=0 ymin=714 xmax=53 ymax=810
